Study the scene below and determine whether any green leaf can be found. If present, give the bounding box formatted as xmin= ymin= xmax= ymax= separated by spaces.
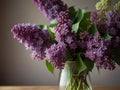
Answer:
xmin=68 ymin=6 xmax=77 ymax=21
xmin=113 ymin=56 xmax=120 ymax=66
xmin=49 ymin=19 xmax=57 ymax=27
xmin=66 ymin=53 xmax=73 ymax=61
xmin=48 ymin=27 xmax=57 ymax=43
xmin=48 ymin=28 xmax=56 ymax=43
xmin=72 ymin=9 xmax=85 ymax=33
xmin=79 ymin=12 xmax=91 ymax=31
xmin=72 ymin=22 xmax=80 ymax=33
xmin=48 ymin=20 xmax=57 ymax=43
xmin=76 ymin=54 xmax=87 ymax=73
xmin=45 ymin=60 xmax=55 ymax=74
xmin=89 ymin=24 xmax=98 ymax=35
xmin=110 ymin=49 xmax=120 ymax=66
xmin=84 ymin=59 xmax=94 ymax=72
xmin=50 ymin=19 xmax=57 ymax=25
xmin=103 ymin=31 xmax=112 ymax=39
xmin=75 ymin=9 xmax=85 ymax=23
xmin=39 ymin=25 xmax=48 ymax=30
xmin=49 ymin=23 xmax=57 ymax=28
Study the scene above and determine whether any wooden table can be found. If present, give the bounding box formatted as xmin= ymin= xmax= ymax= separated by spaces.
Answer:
xmin=0 ymin=86 xmax=120 ymax=90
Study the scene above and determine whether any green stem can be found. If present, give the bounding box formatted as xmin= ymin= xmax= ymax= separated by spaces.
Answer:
xmin=65 ymin=72 xmax=92 ymax=90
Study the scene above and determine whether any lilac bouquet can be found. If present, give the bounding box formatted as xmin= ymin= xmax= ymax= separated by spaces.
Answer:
xmin=11 ymin=0 xmax=120 ymax=89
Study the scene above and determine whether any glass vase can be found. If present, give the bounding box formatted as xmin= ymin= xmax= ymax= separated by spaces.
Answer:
xmin=59 ymin=61 xmax=92 ymax=90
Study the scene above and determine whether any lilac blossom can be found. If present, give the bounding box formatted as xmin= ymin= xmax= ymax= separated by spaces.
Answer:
xmin=90 ymin=9 xmax=120 ymax=70
xmin=55 ymin=11 xmax=77 ymax=50
xmin=106 ymin=10 xmax=120 ymax=48
xmin=90 ymin=10 xmax=101 ymax=24
xmin=45 ymin=42 xmax=67 ymax=69
xmin=11 ymin=23 xmax=52 ymax=60
xmin=33 ymin=0 xmax=67 ymax=21
xmin=79 ymin=32 xmax=115 ymax=70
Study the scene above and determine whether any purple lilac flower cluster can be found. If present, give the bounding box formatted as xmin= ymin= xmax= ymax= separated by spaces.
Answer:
xmin=45 ymin=11 xmax=78 ymax=69
xmin=89 ymin=9 xmax=120 ymax=70
xmin=90 ymin=10 xmax=108 ymax=34
xmin=91 ymin=10 xmax=120 ymax=37
xmin=106 ymin=10 xmax=120 ymax=48
xmin=11 ymin=0 xmax=71 ymax=69
xmin=45 ymin=42 xmax=67 ymax=69
xmin=33 ymin=0 xmax=67 ymax=21
xmin=11 ymin=23 xmax=52 ymax=60
xmin=79 ymin=32 xmax=115 ymax=70
xmin=55 ymin=11 xmax=77 ymax=50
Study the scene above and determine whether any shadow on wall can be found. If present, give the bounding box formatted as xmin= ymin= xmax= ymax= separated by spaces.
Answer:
xmin=0 ymin=0 xmax=120 ymax=86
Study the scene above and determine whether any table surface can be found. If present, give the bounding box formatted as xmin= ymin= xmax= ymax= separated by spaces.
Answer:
xmin=0 ymin=86 xmax=120 ymax=90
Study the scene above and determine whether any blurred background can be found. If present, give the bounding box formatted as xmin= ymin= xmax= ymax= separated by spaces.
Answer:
xmin=0 ymin=0 xmax=120 ymax=86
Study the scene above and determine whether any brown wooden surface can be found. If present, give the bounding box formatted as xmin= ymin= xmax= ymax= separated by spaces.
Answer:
xmin=0 ymin=86 xmax=120 ymax=90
